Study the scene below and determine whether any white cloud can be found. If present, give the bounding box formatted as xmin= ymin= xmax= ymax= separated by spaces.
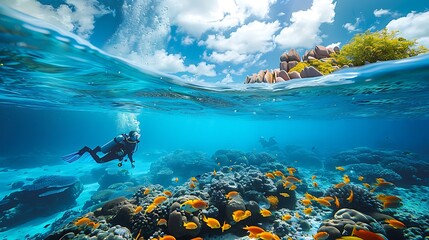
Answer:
xmin=374 ymin=9 xmax=391 ymax=18
xmin=274 ymin=0 xmax=336 ymax=49
xmin=343 ymin=18 xmax=361 ymax=32
xmin=218 ymin=74 xmax=234 ymax=84
xmin=2 ymin=0 xmax=111 ymax=39
xmin=386 ymin=11 xmax=429 ymax=48
xmin=203 ymin=20 xmax=281 ymax=54
xmin=181 ymin=36 xmax=195 ymax=45
xmin=278 ymin=12 xmax=286 ymax=17
xmin=165 ymin=0 xmax=277 ymax=37
xmin=325 ymin=42 xmax=341 ymax=49
xmin=204 ymin=51 xmax=253 ymax=64
xmin=145 ymin=50 xmax=216 ymax=77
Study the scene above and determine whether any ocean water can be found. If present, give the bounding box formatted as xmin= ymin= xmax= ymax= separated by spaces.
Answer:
xmin=1 ymin=4 xmax=429 ymax=240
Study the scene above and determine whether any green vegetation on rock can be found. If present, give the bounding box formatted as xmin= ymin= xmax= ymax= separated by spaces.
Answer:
xmin=308 ymin=59 xmax=336 ymax=75
xmin=288 ymin=62 xmax=309 ymax=73
xmin=331 ymin=29 xmax=428 ymax=66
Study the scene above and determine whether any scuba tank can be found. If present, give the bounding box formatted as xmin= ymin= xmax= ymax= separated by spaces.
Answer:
xmin=100 ymin=135 xmax=125 ymax=154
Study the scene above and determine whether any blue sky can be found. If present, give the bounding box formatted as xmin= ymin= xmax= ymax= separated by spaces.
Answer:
xmin=3 ymin=0 xmax=429 ymax=83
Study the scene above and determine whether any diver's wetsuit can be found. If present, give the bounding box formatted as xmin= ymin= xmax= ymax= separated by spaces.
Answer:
xmin=79 ymin=134 xmax=138 ymax=164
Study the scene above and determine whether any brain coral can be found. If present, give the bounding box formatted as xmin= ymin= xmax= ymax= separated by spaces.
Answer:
xmin=324 ymin=184 xmax=382 ymax=213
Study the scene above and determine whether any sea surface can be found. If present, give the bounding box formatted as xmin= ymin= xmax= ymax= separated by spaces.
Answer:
xmin=0 ymin=4 xmax=429 ymax=240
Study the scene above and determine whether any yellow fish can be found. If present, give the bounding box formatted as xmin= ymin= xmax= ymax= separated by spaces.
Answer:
xmin=134 ymin=206 xmax=143 ymax=214
xmin=203 ymin=215 xmax=221 ymax=229
xmin=303 ymin=207 xmax=312 ymax=215
xmin=145 ymin=204 xmax=157 ymax=213
xmin=221 ymin=221 xmax=231 ymax=232
xmin=358 ymin=176 xmax=364 ymax=181
xmin=213 ymin=169 xmax=217 ymax=176
xmin=260 ymin=208 xmax=272 ymax=217
xmin=183 ymin=222 xmax=198 ymax=229
xmin=336 ymin=166 xmax=345 ymax=171
xmin=281 ymin=214 xmax=292 ymax=221
xmin=347 ymin=190 xmax=354 ymax=203
xmin=279 ymin=193 xmax=290 ymax=197
xmin=157 ymin=218 xmax=167 ymax=226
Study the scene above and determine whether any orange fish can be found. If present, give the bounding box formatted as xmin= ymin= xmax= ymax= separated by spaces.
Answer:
xmin=313 ymin=231 xmax=329 ymax=240
xmin=305 ymin=192 xmax=316 ymax=200
xmin=74 ymin=217 xmax=91 ymax=226
xmin=153 ymin=196 xmax=168 ymax=205
xmin=260 ymin=208 xmax=272 ymax=217
xmin=343 ymin=175 xmax=350 ymax=184
xmin=192 ymin=199 xmax=209 ymax=210
xmin=266 ymin=172 xmax=275 ymax=179
xmin=163 ymin=190 xmax=172 ymax=197
xmin=323 ymin=196 xmax=334 ymax=202
xmin=376 ymin=178 xmax=385 ymax=183
xmin=284 ymin=176 xmax=301 ymax=183
xmin=347 ymin=190 xmax=354 ymax=203
xmin=145 ymin=204 xmax=157 ymax=213
xmin=314 ymin=198 xmax=331 ymax=207
xmin=173 ymin=177 xmax=179 ymax=182
xmin=311 ymin=175 xmax=317 ymax=180
xmin=287 ymin=167 xmax=296 ymax=176
xmin=221 ymin=221 xmax=231 ymax=232
xmin=203 ymin=215 xmax=220 ymax=229
xmin=385 ymin=219 xmax=406 ymax=229
xmin=157 ymin=218 xmax=167 ymax=226
xmin=289 ymin=185 xmax=297 ymax=191
xmin=301 ymin=199 xmax=312 ymax=206
xmin=335 ymin=182 xmax=346 ymax=188
xmin=183 ymin=222 xmax=198 ymax=229
xmin=363 ymin=183 xmax=371 ymax=189
xmin=225 ymin=191 xmax=239 ymax=199
xmin=243 ymin=225 xmax=265 ymax=238
xmin=189 ymin=182 xmax=196 ymax=189
xmin=213 ymin=169 xmax=217 ymax=176
xmin=282 ymin=214 xmax=292 ymax=221
xmin=336 ymin=166 xmax=345 ymax=171
xmin=283 ymin=181 xmax=293 ymax=189
xmin=358 ymin=176 xmax=364 ymax=181
xmin=377 ymin=195 xmax=402 ymax=203
xmin=303 ymin=207 xmax=312 ymax=215
xmin=273 ymin=170 xmax=284 ymax=177
xmin=87 ymin=221 xmax=100 ymax=229
xmin=143 ymin=188 xmax=150 ymax=195
xmin=159 ymin=235 xmax=176 ymax=240
xmin=232 ymin=210 xmax=246 ymax=222
xmin=294 ymin=212 xmax=301 ymax=219
xmin=383 ymin=201 xmax=402 ymax=209
xmin=190 ymin=238 xmax=203 ymax=240
xmin=257 ymin=231 xmax=280 ymax=240
xmin=352 ymin=228 xmax=385 ymax=240
xmin=190 ymin=177 xmax=198 ymax=182
xmin=134 ymin=206 xmax=143 ymax=214
xmin=280 ymin=193 xmax=290 ymax=197
xmin=313 ymin=182 xmax=319 ymax=188
xmin=334 ymin=196 xmax=340 ymax=208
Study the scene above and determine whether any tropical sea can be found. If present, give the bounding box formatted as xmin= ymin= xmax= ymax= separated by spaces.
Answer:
xmin=1 ymin=4 xmax=429 ymax=240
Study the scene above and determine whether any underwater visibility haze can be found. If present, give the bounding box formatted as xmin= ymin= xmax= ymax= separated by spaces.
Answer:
xmin=0 ymin=1 xmax=429 ymax=240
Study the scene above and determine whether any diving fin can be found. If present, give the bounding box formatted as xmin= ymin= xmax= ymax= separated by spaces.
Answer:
xmin=61 ymin=151 xmax=83 ymax=163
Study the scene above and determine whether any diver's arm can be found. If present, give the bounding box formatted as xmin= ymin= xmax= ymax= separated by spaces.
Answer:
xmin=128 ymin=153 xmax=135 ymax=168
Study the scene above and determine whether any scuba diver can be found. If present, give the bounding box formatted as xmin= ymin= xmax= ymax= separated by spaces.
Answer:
xmin=62 ymin=131 xmax=140 ymax=168
xmin=259 ymin=136 xmax=278 ymax=149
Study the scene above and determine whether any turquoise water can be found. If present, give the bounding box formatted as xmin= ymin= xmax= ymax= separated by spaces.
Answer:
xmin=1 ymin=4 xmax=429 ymax=240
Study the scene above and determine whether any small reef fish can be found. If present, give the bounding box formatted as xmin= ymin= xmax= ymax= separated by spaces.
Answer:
xmin=313 ymin=182 xmax=319 ymax=188
xmin=343 ymin=175 xmax=350 ymax=184
xmin=213 ymin=169 xmax=217 ymax=176
xmin=303 ymin=207 xmax=312 ymax=215
xmin=243 ymin=225 xmax=265 ymax=238
xmin=313 ymin=231 xmax=329 ymax=240
xmin=260 ymin=208 xmax=272 ymax=217
xmin=172 ymin=177 xmax=179 ymax=183
xmin=225 ymin=191 xmax=239 ymax=199
xmin=383 ymin=201 xmax=403 ymax=209
xmin=337 ymin=237 xmax=364 ymax=240
xmin=323 ymin=196 xmax=334 ymax=202
xmin=284 ymin=176 xmax=301 ymax=183
xmin=265 ymin=172 xmax=276 ymax=179
xmin=305 ymin=192 xmax=316 ymax=200
xmin=347 ymin=190 xmax=354 ymax=203
xmin=283 ymin=181 xmax=293 ymax=189
xmin=221 ymin=221 xmax=231 ymax=232
xmin=158 ymin=235 xmax=176 ymax=240
xmin=334 ymin=196 xmax=340 ymax=208
xmin=281 ymin=214 xmax=292 ymax=221
xmin=376 ymin=178 xmax=386 ymax=183
xmin=145 ymin=204 xmax=157 ymax=213
xmin=385 ymin=219 xmax=406 ymax=229
xmin=203 ymin=215 xmax=221 ymax=229
xmin=287 ymin=167 xmax=297 ymax=176
xmin=358 ymin=176 xmax=364 ymax=181
xmin=232 ymin=210 xmax=251 ymax=222
xmin=134 ymin=206 xmax=143 ymax=214
xmin=280 ymin=193 xmax=290 ymax=197
xmin=257 ymin=231 xmax=281 ymax=240
xmin=189 ymin=182 xmax=196 ymax=189
xmin=74 ymin=217 xmax=92 ymax=226
xmin=352 ymin=228 xmax=385 ymax=240
xmin=314 ymin=198 xmax=331 ymax=207
xmin=273 ymin=170 xmax=284 ymax=176
xmin=335 ymin=182 xmax=346 ymax=188
xmin=183 ymin=222 xmax=198 ymax=229
xmin=289 ymin=185 xmax=297 ymax=191
xmin=190 ymin=238 xmax=203 ymax=240
xmin=362 ymin=183 xmax=371 ymax=189
xmin=301 ymin=199 xmax=312 ymax=206
xmin=336 ymin=166 xmax=345 ymax=171
xmin=374 ymin=181 xmax=395 ymax=190
xmin=87 ymin=221 xmax=100 ymax=229
xmin=311 ymin=175 xmax=317 ymax=180
xmin=190 ymin=177 xmax=198 ymax=182
xmin=163 ymin=190 xmax=172 ymax=197
xmin=153 ymin=196 xmax=168 ymax=205
xmin=294 ymin=212 xmax=301 ymax=219
xmin=157 ymin=218 xmax=167 ymax=226
xmin=144 ymin=188 xmax=151 ymax=195
xmin=192 ymin=199 xmax=209 ymax=210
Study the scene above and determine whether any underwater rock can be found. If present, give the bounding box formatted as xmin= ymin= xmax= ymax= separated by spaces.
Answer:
xmin=324 ymin=184 xmax=382 ymax=214
xmin=98 ymin=168 xmax=133 ymax=190
xmin=283 ymin=145 xmax=322 ymax=169
xmin=0 ymin=175 xmax=82 ymax=231
xmin=347 ymin=163 xmax=402 ymax=183
xmin=10 ymin=180 xmax=24 ymax=189
xmin=212 ymin=149 xmax=249 ymax=165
